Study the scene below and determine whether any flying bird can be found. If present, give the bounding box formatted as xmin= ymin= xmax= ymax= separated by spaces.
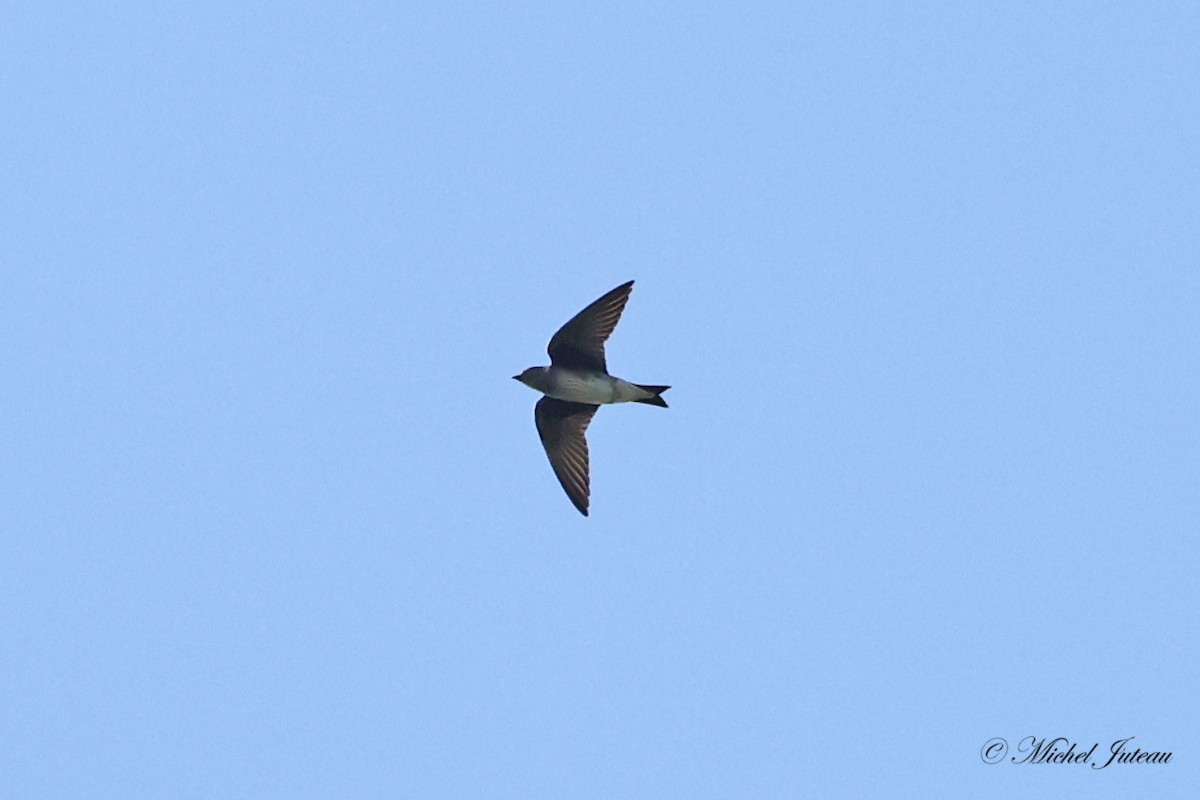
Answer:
xmin=513 ymin=280 xmax=669 ymax=516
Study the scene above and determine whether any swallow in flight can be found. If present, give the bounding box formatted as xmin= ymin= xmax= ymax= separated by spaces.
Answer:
xmin=514 ymin=280 xmax=669 ymax=516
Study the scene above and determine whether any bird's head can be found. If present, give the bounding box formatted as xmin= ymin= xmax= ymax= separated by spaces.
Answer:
xmin=512 ymin=366 xmax=547 ymax=389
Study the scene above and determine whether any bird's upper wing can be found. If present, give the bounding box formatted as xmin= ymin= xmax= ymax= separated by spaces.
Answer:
xmin=534 ymin=397 xmax=600 ymax=516
xmin=546 ymin=280 xmax=634 ymax=373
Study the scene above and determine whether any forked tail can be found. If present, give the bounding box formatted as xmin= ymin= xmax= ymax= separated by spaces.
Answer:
xmin=633 ymin=384 xmax=671 ymax=408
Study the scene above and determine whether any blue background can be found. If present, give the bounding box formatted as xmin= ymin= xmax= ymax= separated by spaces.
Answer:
xmin=3 ymin=3 xmax=1196 ymax=797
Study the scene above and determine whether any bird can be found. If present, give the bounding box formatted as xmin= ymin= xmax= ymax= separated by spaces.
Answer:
xmin=513 ymin=280 xmax=669 ymax=516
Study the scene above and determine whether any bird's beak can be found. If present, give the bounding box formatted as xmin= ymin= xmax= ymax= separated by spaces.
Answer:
xmin=512 ymin=375 xmax=521 ymax=381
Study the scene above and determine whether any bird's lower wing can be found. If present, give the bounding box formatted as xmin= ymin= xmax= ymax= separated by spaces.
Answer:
xmin=534 ymin=397 xmax=600 ymax=516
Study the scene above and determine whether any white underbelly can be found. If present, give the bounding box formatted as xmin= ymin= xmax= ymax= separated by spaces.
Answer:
xmin=548 ymin=373 xmax=644 ymax=404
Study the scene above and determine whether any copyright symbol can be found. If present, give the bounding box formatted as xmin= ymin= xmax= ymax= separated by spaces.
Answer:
xmin=981 ymin=737 xmax=1007 ymax=764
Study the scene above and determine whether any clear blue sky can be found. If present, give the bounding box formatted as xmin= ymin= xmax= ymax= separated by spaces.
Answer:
xmin=3 ymin=3 xmax=1197 ymax=798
